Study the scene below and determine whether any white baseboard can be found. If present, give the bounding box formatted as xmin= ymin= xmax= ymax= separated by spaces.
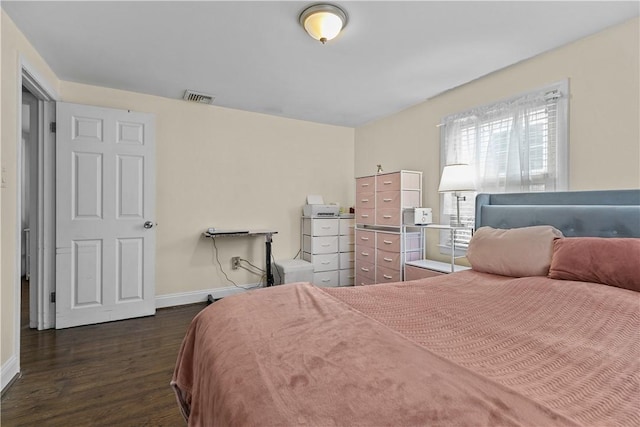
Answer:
xmin=1 ymin=355 xmax=20 ymax=393
xmin=155 ymin=283 xmax=262 ymax=309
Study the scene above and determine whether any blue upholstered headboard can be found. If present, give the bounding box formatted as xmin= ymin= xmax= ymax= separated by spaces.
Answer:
xmin=475 ymin=190 xmax=640 ymax=238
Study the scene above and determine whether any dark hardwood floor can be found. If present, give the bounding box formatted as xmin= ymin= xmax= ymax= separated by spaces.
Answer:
xmin=1 ymin=281 xmax=206 ymax=426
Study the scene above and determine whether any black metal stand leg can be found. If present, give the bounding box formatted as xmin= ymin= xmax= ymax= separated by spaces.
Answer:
xmin=265 ymin=234 xmax=274 ymax=287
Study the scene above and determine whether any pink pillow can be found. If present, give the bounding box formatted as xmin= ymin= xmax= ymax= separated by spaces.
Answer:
xmin=548 ymin=238 xmax=640 ymax=291
xmin=467 ymin=226 xmax=564 ymax=277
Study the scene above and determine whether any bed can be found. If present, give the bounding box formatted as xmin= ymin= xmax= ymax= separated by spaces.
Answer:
xmin=172 ymin=190 xmax=640 ymax=426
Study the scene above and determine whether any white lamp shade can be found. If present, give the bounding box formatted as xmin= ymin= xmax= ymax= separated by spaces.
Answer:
xmin=438 ymin=164 xmax=477 ymax=193
xmin=299 ymin=4 xmax=347 ymax=43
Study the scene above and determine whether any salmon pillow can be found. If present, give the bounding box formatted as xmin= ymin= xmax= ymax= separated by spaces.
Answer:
xmin=467 ymin=226 xmax=564 ymax=277
xmin=548 ymin=237 xmax=640 ymax=291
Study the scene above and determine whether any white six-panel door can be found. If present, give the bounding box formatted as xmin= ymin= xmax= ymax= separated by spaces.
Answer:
xmin=55 ymin=102 xmax=155 ymax=329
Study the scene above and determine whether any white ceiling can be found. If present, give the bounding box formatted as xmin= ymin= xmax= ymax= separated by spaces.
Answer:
xmin=3 ymin=1 xmax=638 ymax=127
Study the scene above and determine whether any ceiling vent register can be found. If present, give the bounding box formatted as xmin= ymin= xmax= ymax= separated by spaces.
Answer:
xmin=183 ymin=90 xmax=215 ymax=105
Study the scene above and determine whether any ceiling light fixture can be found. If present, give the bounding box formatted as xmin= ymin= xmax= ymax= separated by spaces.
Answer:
xmin=299 ymin=4 xmax=348 ymax=44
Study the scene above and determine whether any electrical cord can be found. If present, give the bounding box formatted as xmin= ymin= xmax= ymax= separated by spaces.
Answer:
xmin=239 ymin=258 xmax=265 ymax=273
xmin=211 ymin=237 xmax=255 ymax=290
xmin=211 ymin=238 xmax=302 ymax=289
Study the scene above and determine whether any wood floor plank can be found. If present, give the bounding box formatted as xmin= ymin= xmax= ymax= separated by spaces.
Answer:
xmin=1 ymin=293 xmax=205 ymax=427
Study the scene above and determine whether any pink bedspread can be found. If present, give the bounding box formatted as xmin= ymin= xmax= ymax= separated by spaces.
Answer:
xmin=172 ymin=271 xmax=639 ymax=426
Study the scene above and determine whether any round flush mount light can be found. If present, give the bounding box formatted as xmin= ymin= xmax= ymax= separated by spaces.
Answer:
xmin=299 ymin=4 xmax=348 ymax=44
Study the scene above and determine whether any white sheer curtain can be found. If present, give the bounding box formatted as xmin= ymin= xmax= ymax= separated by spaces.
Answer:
xmin=440 ymin=81 xmax=568 ymax=249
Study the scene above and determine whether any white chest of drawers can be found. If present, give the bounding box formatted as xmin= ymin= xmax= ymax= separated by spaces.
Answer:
xmin=302 ymin=215 xmax=355 ymax=287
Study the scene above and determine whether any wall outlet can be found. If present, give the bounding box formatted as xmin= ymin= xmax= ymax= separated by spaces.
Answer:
xmin=231 ymin=257 xmax=240 ymax=270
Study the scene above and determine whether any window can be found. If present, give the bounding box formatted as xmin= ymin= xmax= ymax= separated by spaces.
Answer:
xmin=439 ymin=81 xmax=569 ymax=251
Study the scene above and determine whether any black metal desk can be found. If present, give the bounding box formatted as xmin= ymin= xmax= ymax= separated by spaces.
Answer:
xmin=203 ymin=230 xmax=278 ymax=303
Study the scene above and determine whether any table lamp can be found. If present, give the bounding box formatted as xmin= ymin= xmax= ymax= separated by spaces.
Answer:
xmin=438 ymin=164 xmax=477 ymax=227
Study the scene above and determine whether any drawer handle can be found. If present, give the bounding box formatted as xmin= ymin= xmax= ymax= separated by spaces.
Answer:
xmin=361 ymin=183 xmax=369 ymax=187
xmin=383 ymin=240 xmax=393 ymax=244
xmin=361 ymin=214 xmax=369 ymax=218
xmin=383 ymin=274 xmax=393 ymax=279
xmin=361 ymin=252 xmax=369 ymax=256
xmin=361 ymin=267 xmax=369 ymax=272
xmin=321 ymin=226 xmax=331 ymax=229
xmin=383 ymin=181 xmax=392 ymax=185
xmin=321 ymin=244 xmax=331 ymax=247
xmin=361 ymin=198 xmax=369 ymax=203
xmin=360 ymin=237 xmax=369 ymax=241
xmin=383 ymin=257 xmax=392 ymax=262
xmin=321 ymin=279 xmax=331 ymax=283
xmin=321 ymin=261 xmax=330 ymax=265
xmin=383 ymin=215 xmax=392 ymax=219
xmin=383 ymin=198 xmax=392 ymax=202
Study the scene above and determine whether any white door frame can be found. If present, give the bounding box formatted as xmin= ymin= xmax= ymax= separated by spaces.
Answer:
xmin=22 ymin=90 xmax=39 ymax=329
xmin=16 ymin=57 xmax=58 ymax=336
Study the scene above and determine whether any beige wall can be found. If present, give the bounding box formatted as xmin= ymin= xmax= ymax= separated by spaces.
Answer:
xmin=1 ymin=11 xmax=60 ymax=373
xmin=355 ymin=17 xmax=640 ymax=261
xmin=60 ymin=82 xmax=354 ymax=296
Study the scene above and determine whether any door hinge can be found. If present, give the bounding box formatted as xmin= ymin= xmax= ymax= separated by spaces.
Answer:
xmin=49 ymin=122 xmax=56 ymax=133
xmin=50 ymin=292 xmax=56 ymax=303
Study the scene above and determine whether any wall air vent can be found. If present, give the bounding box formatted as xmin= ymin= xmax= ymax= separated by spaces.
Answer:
xmin=183 ymin=90 xmax=215 ymax=105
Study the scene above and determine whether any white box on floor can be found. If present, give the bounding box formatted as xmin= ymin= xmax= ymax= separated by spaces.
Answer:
xmin=273 ymin=259 xmax=314 ymax=285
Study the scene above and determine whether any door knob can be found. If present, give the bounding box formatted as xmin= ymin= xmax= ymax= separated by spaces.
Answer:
xmin=143 ymin=221 xmax=154 ymax=229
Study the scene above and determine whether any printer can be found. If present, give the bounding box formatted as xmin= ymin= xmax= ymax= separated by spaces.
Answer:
xmin=303 ymin=195 xmax=340 ymax=217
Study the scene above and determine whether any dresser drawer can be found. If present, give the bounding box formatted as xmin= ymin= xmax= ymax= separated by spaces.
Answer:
xmin=339 ymin=234 xmax=354 ymax=252
xmin=377 ymin=265 xmax=402 ymax=284
xmin=376 ymin=172 xmax=402 ymax=192
xmin=356 ymin=208 xmax=375 ymax=225
xmin=376 ymin=190 xmax=401 ymax=210
xmin=376 ymin=208 xmax=401 ymax=226
xmin=339 ymin=217 xmax=355 ymax=235
xmin=356 ymin=176 xmax=375 ymax=193
xmin=355 ymin=229 xmax=376 ymax=249
xmin=339 ymin=269 xmax=354 ymax=286
xmin=404 ymin=264 xmax=444 ymax=281
xmin=355 ymin=273 xmax=375 ymax=286
xmin=302 ymin=252 xmax=339 ymax=272
xmin=376 ymin=231 xmax=401 ymax=252
xmin=355 ymin=191 xmax=375 ymax=210
xmin=302 ymin=218 xmax=339 ymax=236
xmin=339 ymin=251 xmax=354 ymax=267
xmin=355 ymin=247 xmax=375 ymax=263
xmin=356 ymin=259 xmax=376 ymax=281
xmin=375 ymin=191 xmax=421 ymax=213
xmin=376 ymin=249 xmax=401 ymax=271
xmin=303 ymin=235 xmax=338 ymax=254
xmin=313 ymin=270 xmax=340 ymax=287
xmin=376 ymin=171 xmax=421 ymax=192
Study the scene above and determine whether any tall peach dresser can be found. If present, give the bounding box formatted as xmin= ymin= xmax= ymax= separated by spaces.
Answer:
xmin=354 ymin=170 xmax=422 ymax=285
